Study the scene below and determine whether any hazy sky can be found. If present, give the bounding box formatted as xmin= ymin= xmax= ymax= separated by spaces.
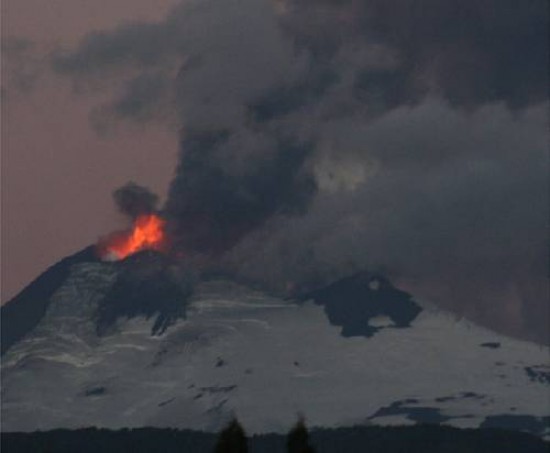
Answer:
xmin=2 ymin=0 xmax=179 ymax=301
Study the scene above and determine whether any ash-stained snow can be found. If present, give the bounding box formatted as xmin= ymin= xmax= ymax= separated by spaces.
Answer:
xmin=1 ymin=261 xmax=549 ymax=437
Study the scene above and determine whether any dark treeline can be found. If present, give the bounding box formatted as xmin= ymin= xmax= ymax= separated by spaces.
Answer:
xmin=2 ymin=423 xmax=548 ymax=453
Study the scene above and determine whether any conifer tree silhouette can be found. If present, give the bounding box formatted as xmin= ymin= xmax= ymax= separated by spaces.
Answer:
xmin=287 ymin=416 xmax=315 ymax=453
xmin=213 ymin=418 xmax=248 ymax=453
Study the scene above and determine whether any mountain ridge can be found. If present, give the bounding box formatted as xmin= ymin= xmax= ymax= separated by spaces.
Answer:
xmin=1 ymin=249 xmax=548 ymax=437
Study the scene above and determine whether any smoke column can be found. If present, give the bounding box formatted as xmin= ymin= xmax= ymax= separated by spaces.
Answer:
xmin=113 ymin=181 xmax=159 ymax=219
xmin=52 ymin=0 xmax=549 ymax=343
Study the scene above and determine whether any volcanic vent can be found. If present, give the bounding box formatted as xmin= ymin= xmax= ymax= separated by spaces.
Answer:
xmin=95 ymin=182 xmax=169 ymax=262
xmin=97 ymin=213 xmax=167 ymax=262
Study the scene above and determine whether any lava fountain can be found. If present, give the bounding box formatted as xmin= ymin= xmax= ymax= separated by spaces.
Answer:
xmin=98 ymin=213 xmax=167 ymax=261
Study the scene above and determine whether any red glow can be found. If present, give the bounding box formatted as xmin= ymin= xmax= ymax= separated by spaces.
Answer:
xmin=99 ymin=214 xmax=166 ymax=261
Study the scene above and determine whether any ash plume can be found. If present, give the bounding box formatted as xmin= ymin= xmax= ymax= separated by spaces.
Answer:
xmin=164 ymin=131 xmax=316 ymax=253
xmin=52 ymin=0 xmax=549 ymax=343
xmin=113 ymin=181 xmax=159 ymax=219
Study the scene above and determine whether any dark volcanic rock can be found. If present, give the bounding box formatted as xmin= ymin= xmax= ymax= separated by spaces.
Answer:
xmin=368 ymin=400 xmax=452 ymax=424
xmin=2 ymin=246 xmax=194 ymax=355
xmin=96 ymin=250 xmax=193 ymax=336
xmin=480 ymin=342 xmax=501 ymax=349
xmin=524 ymin=366 xmax=550 ymax=385
xmin=299 ymin=272 xmax=422 ymax=338
xmin=84 ymin=386 xmax=107 ymax=397
xmin=1 ymin=246 xmax=99 ymax=355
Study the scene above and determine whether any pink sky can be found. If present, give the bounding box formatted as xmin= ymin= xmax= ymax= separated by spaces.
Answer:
xmin=2 ymin=0 xmax=179 ymax=301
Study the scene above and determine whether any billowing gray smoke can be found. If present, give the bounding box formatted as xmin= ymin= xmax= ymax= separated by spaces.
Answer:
xmin=165 ymin=131 xmax=316 ymax=253
xmin=113 ymin=181 xmax=159 ymax=219
xmin=52 ymin=0 xmax=548 ymax=343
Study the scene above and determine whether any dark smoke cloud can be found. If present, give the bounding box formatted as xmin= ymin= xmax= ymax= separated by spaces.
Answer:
xmin=89 ymin=71 xmax=173 ymax=135
xmin=281 ymin=0 xmax=549 ymax=108
xmin=165 ymin=131 xmax=316 ymax=253
xmin=52 ymin=0 xmax=548 ymax=343
xmin=113 ymin=181 xmax=159 ymax=219
xmin=2 ymin=37 xmax=43 ymax=95
xmin=224 ymin=100 xmax=549 ymax=343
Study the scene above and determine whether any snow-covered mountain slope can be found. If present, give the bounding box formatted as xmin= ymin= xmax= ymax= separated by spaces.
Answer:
xmin=2 ymin=253 xmax=549 ymax=437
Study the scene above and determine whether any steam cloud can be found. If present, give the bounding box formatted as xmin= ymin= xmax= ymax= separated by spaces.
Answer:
xmin=52 ymin=0 xmax=548 ymax=343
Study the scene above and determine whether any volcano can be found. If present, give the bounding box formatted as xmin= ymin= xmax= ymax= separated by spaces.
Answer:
xmin=1 ymin=248 xmax=548 ymax=438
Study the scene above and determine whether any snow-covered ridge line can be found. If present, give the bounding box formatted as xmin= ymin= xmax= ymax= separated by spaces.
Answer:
xmin=1 ymin=255 xmax=548 ymax=438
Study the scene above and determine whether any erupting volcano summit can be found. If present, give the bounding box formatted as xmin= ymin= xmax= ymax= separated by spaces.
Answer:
xmin=98 ymin=213 xmax=167 ymax=261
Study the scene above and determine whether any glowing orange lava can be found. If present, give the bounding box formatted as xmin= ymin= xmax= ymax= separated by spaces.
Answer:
xmin=99 ymin=214 xmax=166 ymax=261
